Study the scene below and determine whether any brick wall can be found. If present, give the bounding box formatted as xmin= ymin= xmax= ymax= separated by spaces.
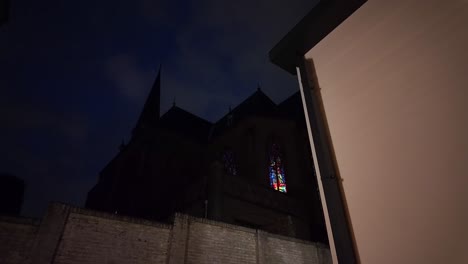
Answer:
xmin=54 ymin=212 xmax=171 ymax=264
xmin=173 ymin=213 xmax=330 ymax=264
xmin=30 ymin=203 xmax=71 ymax=264
xmin=1 ymin=203 xmax=330 ymax=264
xmin=0 ymin=216 xmax=39 ymax=264
xmin=187 ymin=220 xmax=257 ymax=264
xmin=258 ymin=232 xmax=331 ymax=264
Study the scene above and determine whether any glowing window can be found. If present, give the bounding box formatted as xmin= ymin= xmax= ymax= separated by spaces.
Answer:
xmin=222 ymin=149 xmax=237 ymax=176
xmin=269 ymin=144 xmax=287 ymax=193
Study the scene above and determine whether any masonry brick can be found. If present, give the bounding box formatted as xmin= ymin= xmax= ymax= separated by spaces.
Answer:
xmin=167 ymin=214 xmax=190 ymax=264
xmin=187 ymin=221 xmax=257 ymax=264
xmin=0 ymin=203 xmax=331 ymax=264
xmin=0 ymin=216 xmax=39 ymax=264
xmin=54 ymin=212 xmax=170 ymax=264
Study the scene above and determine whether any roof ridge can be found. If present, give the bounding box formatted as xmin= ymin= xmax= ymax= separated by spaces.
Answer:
xmin=278 ymin=90 xmax=301 ymax=107
xmin=161 ymin=105 xmax=212 ymax=125
xmin=214 ymin=89 xmax=276 ymax=124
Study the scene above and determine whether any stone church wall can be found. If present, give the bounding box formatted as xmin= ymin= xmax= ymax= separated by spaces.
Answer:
xmin=0 ymin=203 xmax=331 ymax=264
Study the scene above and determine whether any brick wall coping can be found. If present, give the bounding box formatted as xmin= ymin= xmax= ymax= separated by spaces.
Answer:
xmin=174 ymin=212 xmax=329 ymax=249
xmin=259 ymin=229 xmax=329 ymax=248
xmin=0 ymin=215 xmax=41 ymax=226
xmin=174 ymin=212 xmax=257 ymax=234
xmin=43 ymin=203 xmax=329 ymax=250
xmin=51 ymin=202 xmax=172 ymax=229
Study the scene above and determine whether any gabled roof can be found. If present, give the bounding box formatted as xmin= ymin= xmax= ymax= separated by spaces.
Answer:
xmin=228 ymin=88 xmax=277 ymax=119
xmin=210 ymin=88 xmax=278 ymax=139
xmin=159 ymin=106 xmax=212 ymax=143
xmin=278 ymin=90 xmax=305 ymax=122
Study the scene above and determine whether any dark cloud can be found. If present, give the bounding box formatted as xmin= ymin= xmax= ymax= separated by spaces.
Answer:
xmin=105 ymin=0 xmax=319 ymax=121
xmin=1 ymin=0 xmax=319 ymax=217
xmin=105 ymin=53 xmax=156 ymax=103
xmin=0 ymin=99 xmax=88 ymax=144
xmin=0 ymin=97 xmax=92 ymax=216
xmin=139 ymin=0 xmax=183 ymax=28
xmin=156 ymin=0 xmax=319 ymax=120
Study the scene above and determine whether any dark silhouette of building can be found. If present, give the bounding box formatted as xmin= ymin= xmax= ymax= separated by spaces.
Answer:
xmin=0 ymin=173 xmax=25 ymax=215
xmin=0 ymin=0 xmax=10 ymax=26
xmin=86 ymin=70 xmax=327 ymax=242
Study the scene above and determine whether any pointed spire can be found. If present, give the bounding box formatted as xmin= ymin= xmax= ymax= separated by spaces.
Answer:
xmin=173 ymin=97 xmax=176 ymax=107
xmin=257 ymin=83 xmax=261 ymax=91
xmin=133 ymin=66 xmax=161 ymax=134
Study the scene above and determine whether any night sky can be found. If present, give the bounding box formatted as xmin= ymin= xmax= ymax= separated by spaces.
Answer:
xmin=0 ymin=0 xmax=319 ymax=217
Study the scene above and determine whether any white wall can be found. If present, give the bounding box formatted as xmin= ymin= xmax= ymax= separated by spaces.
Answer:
xmin=304 ymin=0 xmax=468 ymax=263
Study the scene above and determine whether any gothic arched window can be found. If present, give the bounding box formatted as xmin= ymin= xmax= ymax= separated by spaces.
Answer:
xmin=269 ymin=143 xmax=287 ymax=193
xmin=222 ymin=148 xmax=237 ymax=176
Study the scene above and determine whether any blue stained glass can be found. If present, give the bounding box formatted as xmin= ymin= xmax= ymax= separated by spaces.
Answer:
xmin=270 ymin=171 xmax=278 ymax=190
xmin=268 ymin=144 xmax=287 ymax=193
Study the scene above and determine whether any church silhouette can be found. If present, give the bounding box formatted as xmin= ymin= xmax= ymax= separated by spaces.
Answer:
xmin=86 ymin=69 xmax=327 ymax=243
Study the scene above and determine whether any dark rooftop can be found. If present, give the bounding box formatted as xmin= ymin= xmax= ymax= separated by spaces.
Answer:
xmin=159 ymin=106 xmax=213 ymax=143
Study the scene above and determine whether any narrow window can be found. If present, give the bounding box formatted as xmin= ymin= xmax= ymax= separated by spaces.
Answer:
xmin=222 ymin=148 xmax=237 ymax=176
xmin=269 ymin=144 xmax=287 ymax=193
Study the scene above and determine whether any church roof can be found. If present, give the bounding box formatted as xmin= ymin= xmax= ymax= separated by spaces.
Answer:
xmin=210 ymin=88 xmax=278 ymax=139
xmin=159 ymin=106 xmax=212 ymax=143
xmin=133 ymin=68 xmax=161 ymax=134
xmin=278 ymin=91 xmax=303 ymax=118
xmin=226 ymin=88 xmax=277 ymax=119
xmin=130 ymin=67 xmax=304 ymax=143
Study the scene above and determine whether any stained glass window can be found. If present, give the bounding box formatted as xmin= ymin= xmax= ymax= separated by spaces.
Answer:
xmin=222 ymin=149 xmax=237 ymax=176
xmin=269 ymin=144 xmax=287 ymax=193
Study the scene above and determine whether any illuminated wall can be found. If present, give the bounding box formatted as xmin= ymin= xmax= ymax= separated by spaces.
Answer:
xmin=0 ymin=203 xmax=331 ymax=264
xmin=304 ymin=0 xmax=468 ymax=263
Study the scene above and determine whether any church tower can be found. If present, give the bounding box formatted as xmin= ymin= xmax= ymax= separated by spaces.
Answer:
xmin=132 ymin=67 xmax=161 ymax=135
xmin=86 ymin=73 xmax=326 ymax=242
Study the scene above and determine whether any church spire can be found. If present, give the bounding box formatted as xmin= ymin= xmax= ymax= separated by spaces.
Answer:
xmin=134 ymin=66 xmax=161 ymax=133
